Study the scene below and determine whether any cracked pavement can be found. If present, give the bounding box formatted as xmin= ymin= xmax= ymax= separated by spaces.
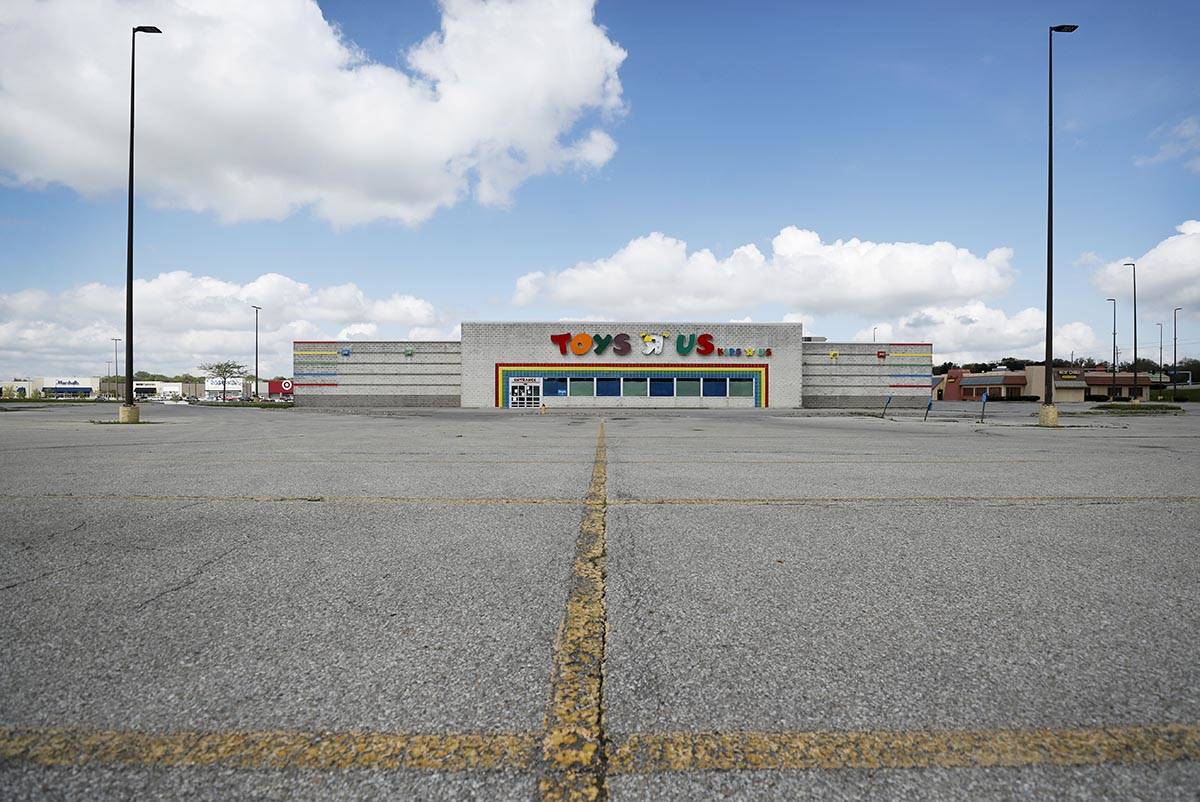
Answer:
xmin=1 ymin=402 xmax=1199 ymax=799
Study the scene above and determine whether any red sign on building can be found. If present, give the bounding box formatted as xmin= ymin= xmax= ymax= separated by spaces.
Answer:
xmin=268 ymin=379 xmax=294 ymax=396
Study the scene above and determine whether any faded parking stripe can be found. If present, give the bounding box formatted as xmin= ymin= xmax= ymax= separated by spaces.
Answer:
xmin=0 ymin=493 xmax=582 ymax=505
xmin=608 ymin=725 xmax=1200 ymax=773
xmin=609 ymin=495 xmax=1200 ymax=506
xmin=0 ymin=726 xmax=537 ymax=772
xmin=539 ymin=420 xmax=610 ymax=802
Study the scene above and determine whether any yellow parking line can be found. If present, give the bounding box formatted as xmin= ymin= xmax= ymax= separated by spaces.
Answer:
xmin=4 ymin=723 xmax=1195 ymax=776
xmin=0 ymin=493 xmax=582 ymax=506
xmin=0 ymin=726 xmax=536 ymax=771
xmin=611 ymin=458 xmax=1054 ymax=465
xmin=609 ymin=725 xmax=1200 ymax=773
xmin=540 ymin=420 xmax=609 ymax=802
xmin=610 ymin=495 xmax=1200 ymax=506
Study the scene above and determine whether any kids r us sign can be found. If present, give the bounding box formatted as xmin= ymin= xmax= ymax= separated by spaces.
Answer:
xmin=550 ymin=331 xmax=773 ymax=358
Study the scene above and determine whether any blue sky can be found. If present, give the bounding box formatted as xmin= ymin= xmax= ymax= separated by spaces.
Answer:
xmin=1 ymin=0 xmax=1197 ymax=377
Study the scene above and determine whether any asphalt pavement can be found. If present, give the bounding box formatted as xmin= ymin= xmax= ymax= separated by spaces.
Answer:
xmin=1 ymin=401 xmax=1197 ymax=800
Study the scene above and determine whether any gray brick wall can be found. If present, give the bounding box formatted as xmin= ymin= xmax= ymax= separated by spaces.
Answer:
xmin=801 ymin=342 xmax=933 ymax=408
xmin=293 ymin=340 xmax=461 ymax=407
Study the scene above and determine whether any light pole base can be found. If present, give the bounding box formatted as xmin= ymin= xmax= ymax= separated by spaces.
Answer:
xmin=118 ymin=404 xmax=140 ymax=424
xmin=1037 ymin=404 xmax=1059 ymax=427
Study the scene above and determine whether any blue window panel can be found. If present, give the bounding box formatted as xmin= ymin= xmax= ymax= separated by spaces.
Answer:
xmin=542 ymin=377 xmax=568 ymax=397
xmin=650 ymin=378 xmax=674 ymax=397
xmin=702 ymin=377 xmax=728 ymax=397
xmin=596 ymin=378 xmax=620 ymax=397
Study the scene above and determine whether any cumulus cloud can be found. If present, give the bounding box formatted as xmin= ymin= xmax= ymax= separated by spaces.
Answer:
xmin=512 ymin=226 xmax=1015 ymax=318
xmin=0 ymin=0 xmax=626 ymax=226
xmin=1091 ymin=221 xmax=1200 ymax=321
xmin=860 ymin=302 xmax=1100 ymax=364
xmin=782 ymin=311 xmax=815 ymax=330
xmin=0 ymin=271 xmax=450 ymax=377
xmin=1135 ymin=116 xmax=1200 ymax=174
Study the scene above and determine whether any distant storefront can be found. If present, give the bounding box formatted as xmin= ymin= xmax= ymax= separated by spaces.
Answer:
xmin=938 ymin=366 xmax=1164 ymax=402
xmin=292 ymin=322 xmax=935 ymax=410
xmin=204 ymin=376 xmax=246 ymax=401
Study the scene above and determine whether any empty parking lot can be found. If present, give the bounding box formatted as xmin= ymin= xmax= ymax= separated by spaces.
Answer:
xmin=1 ymin=402 xmax=1198 ymax=800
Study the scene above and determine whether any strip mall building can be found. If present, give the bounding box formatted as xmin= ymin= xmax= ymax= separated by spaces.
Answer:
xmin=293 ymin=322 xmax=933 ymax=410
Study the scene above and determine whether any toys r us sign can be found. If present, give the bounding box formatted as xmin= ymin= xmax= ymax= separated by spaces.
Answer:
xmin=550 ymin=331 xmax=773 ymax=359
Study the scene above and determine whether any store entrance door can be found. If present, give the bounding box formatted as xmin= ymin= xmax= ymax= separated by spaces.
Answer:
xmin=509 ymin=377 xmax=542 ymax=408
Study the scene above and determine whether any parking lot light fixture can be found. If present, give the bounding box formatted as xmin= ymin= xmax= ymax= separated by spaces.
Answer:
xmin=1106 ymin=298 xmax=1116 ymax=399
xmin=1040 ymin=23 xmax=1078 ymax=426
xmin=251 ymin=305 xmax=262 ymax=400
xmin=1157 ymin=322 xmax=1163 ymax=380
xmin=1173 ymin=306 xmax=1182 ymax=399
xmin=1126 ymin=262 xmax=1137 ymax=400
xmin=121 ymin=24 xmax=162 ymax=423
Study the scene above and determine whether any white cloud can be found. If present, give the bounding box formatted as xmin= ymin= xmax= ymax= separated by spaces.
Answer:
xmin=512 ymin=226 xmax=1015 ymax=318
xmin=0 ymin=0 xmax=626 ymax=226
xmin=782 ymin=311 xmax=815 ymax=329
xmin=0 ymin=271 xmax=447 ymax=377
xmin=336 ymin=323 xmax=378 ymax=340
xmin=406 ymin=323 xmax=462 ymax=341
xmin=1135 ymin=116 xmax=1200 ymax=174
xmin=1091 ymin=221 xmax=1200 ymax=322
xmin=1074 ymin=250 xmax=1102 ymax=268
xmin=860 ymin=301 xmax=1100 ymax=364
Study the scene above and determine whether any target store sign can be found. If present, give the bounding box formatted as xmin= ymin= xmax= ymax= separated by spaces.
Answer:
xmin=268 ymin=379 xmax=294 ymax=395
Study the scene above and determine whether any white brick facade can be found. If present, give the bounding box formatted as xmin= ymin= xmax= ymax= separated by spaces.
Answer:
xmin=293 ymin=340 xmax=461 ymax=408
xmin=802 ymin=342 xmax=933 ymax=408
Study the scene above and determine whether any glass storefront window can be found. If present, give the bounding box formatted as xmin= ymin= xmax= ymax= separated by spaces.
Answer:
xmin=676 ymin=378 xmax=701 ymax=396
xmin=729 ymin=378 xmax=753 ymax=397
xmin=622 ymin=378 xmax=647 ymax=396
xmin=543 ymin=377 xmax=567 ymax=396
xmin=596 ymin=378 xmax=620 ymax=397
xmin=569 ymin=378 xmax=594 ymax=396
xmin=650 ymin=378 xmax=674 ymax=397
xmin=702 ymin=378 xmax=727 ymax=397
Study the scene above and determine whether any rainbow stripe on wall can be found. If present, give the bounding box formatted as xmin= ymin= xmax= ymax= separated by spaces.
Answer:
xmin=495 ymin=363 xmax=769 ymax=408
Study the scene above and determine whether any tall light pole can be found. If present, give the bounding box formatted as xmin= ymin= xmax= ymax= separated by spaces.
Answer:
xmin=1106 ymin=298 xmax=1116 ymax=400
xmin=1126 ymin=262 xmax=1138 ymax=400
xmin=251 ymin=304 xmax=262 ymax=400
xmin=872 ymin=326 xmax=877 ymax=343
xmin=1157 ymin=321 xmax=1163 ymax=378
xmin=1173 ymin=306 xmax=1182 ymax=400
xmin=1041 ymin=23 xmax=1078 ymax=426
xmin=121 ymin=24 xmax=162 ymax=423
xmin=111 ymin=338 xmax=121 ymax=391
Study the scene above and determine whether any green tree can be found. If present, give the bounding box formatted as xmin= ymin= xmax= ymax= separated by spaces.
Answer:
xmin=1173 ymin=357 xmax=1199 ymax=384
xmin=998 ymin=356 xmax=1026 ymax=371
xmin=198 ymin=360 xmax=248 ymax=401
